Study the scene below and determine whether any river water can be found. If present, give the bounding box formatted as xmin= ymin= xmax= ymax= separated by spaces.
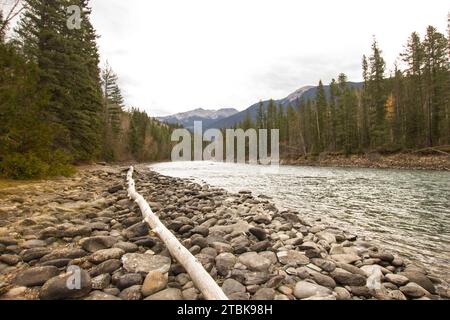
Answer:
xmin=150 ymin=161 xmax=450 ymax=281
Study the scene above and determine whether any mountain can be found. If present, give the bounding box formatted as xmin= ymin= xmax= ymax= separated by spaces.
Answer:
xmin=158 ymin=108 xmax=238 ymax=131
xmin=205 ymin=82 xmax=364 ymax=130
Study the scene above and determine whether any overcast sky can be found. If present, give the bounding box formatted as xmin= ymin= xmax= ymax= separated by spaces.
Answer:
xmin=90 ymin=0 xmax=449 ymax=116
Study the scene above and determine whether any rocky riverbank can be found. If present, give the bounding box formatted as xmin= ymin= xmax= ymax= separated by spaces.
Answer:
xmin=282 ymin=153 xmax=450 ymax=171
xmin=0 ymin=164 xmax=449 ymax=300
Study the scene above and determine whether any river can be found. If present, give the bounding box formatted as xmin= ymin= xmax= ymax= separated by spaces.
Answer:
xmin=150 ymin=161 xmax=450 ymax=282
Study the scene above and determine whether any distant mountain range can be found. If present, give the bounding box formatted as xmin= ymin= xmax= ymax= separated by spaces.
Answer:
xmin=157 ymin=108 xmax=238 ymax=131
xmin=159 ymin=82 xmax=363 ymax=130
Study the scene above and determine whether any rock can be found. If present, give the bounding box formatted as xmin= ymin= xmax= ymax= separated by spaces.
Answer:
xmin=238 ymin=252 xmax=271 ymax=272
xmin=210 ymin=242 xmax=233 ymax=253
xmin=336 ymin=263 xmax=367 ymax=277
xmin=252 ymin=288 xmax=276 ymax=300
xmin=331 ymin=270 xmax=366 ymax=286
xmin=0 ymin=254 xmax=20 ymax=266
xmin=222 ymin=278 xmax=246 ymax=296
xmin=133 ymin=237 xmax=157 ymax=248
xmin=215 ymin=253 xmax=236 ymax=276
xmin=113 ymin=242 xmax=139 ymax=253
xmin=250 ymin=240 xmax=271 ymax=252
xmin=124 ymin=222 xmax=149 ymax=240
xmin=191 ymin=237 xmax=208 ymax=248
xmin=349 ymin=286 xmax=372 ymax=298
xmin=39 ymin=269 xmax=92 ymax=300
xmin=91 ymin=274 xmax=111 ymax=290
xmin=122 ymin=253 xmax=171 ymax=274
xmin=145 ymin=288 xmax=182 ymax=300
xmin=0 ymin=237 xmax=18 ymax=246
xmin=388 ymin=290 xmax=407 ymax=300
xmin=400 ymin=271 xmax=435 ymax=294
xmin=89 ymin=259 xmax=122 ymax=277
xmin=20 ymin=247 xmax=51 ymax=262
xmin=330 ymin=254 xmax=360 ymax=264
xmin=277 ymin=250 xmax=309 ymax=266
xmin=266 ymin=275 xmax=285 ymax=288
xmin=141 ymin=271 xmax=168 ymax=297
xmin=190 ymin=226 xmax=209 ymax=237
xmin=334 ymin=287 xmax=351 ymax=300
xmin=316 ymin=231 xmax=336 ymax=244
xmin=369 ymin=251 xmax=395 ymax=262
xmin=41 ymin=259 xmax=72 ymax=268
xmin=103 ymin=287 xmax=120 ymax=296
xmin=294 ymin=281 xmax=333 ymax=299
xmin=80 ymin=236 xmax=118 ymax=253
xmin=0 ymin=286 xmax=27 ymax=300
xmin=176 ymin=273 xmax=190 ymax=286
xmin=107 ymin=185 xmax=123 ymax=194
xmin=182 ymin=288 xmax=199 ymax=300
xmin=119 ymin=285 xmax=142 ymax=300
xmin=230 ymin=270 xmax=270 ymax=286
xmin=311 ymin=258 xmax=336 ymax=273
xmin=253 ymin=215 xmax=272 ymax=224
xmin=310 ymin=272 xmax=336 ymax=288
xmin=62 ymin=225 xmax=92 ymax=238
xmin=14 ymin=266 xmax=60 ymax=287
xmin=85 ymin=291 xmax=121 ymax=300
xmin=88 ymin=248 xmax=125 ymax=264
xmin=117 ymin=273 xmax=143 ymax=289
xmin=400 ymin=282 xmax=430 ymax=298
xmin=385 ymin=274 xmax=409 ymax=286
xmin=22 ymin=240 xmax=47 ymax=249
xmin=249 ymin=227 xmax=267 ymax=241
xmin=40 ymin=248 xmax=87 ymax=263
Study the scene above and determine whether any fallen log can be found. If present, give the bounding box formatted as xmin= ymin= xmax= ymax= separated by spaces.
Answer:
xmin=126 ymin=166 xmax=228 ymax=300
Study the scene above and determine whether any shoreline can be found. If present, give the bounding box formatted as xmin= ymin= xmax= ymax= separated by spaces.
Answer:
xmin=0 ymin=164 xmax=448 ymax=300
xmin=281 ymin=153 xmax=450 ymax=171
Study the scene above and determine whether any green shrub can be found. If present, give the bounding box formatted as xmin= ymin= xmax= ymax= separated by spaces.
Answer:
xmin=0 ymin=152 xmax=49 ymax=179
xmin=0 ymin=150 xmax=75 ymax=180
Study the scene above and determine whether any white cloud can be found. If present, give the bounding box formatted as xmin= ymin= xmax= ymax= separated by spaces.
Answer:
xmin=90 ymin=0 xmax=449 ymax=116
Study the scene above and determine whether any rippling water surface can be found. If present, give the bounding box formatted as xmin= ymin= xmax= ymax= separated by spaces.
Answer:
xmin=150 ymin=161 xmax=450 ymax=281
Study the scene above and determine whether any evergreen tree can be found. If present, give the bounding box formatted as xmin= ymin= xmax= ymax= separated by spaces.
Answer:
xmin=422 ymin=26 xmax=449 ymax=146
xmin=368 ymin=38 xmax=387 ymax=147
xmin=401 ymin=32 xmax=425 ymax=148
xmin=315 ymin=80 xmax=327 ymax=151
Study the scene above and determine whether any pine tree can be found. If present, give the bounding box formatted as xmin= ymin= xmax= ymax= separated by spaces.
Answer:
xmin=315 ymin=80 xmax=327 ymax=152
xmin=101 ymin=63 xmax=124 ymax=134
xmin=401 ymin=32 xmax=425 ymax=148
xmin=368 ymin=38 xmax=387 ymax=147
xmin=17 ymin=0 xmax=103 ymax=161
xmin=361 ymin=55 xmax=371 ymax=148
xmin=422 ymin=26 xmax=449 ymax=146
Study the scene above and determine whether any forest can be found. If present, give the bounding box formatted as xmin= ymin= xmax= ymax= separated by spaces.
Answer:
xmin=0 ymin=0 xmax=177 ymax=179
xmin=237 ymin=29 xmax=449 ymax=158
xmin=1 ymin=1 xmax=449 ymax=179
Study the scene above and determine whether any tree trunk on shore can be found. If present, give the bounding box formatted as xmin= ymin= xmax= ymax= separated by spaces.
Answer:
xmin=126 ymin=166 xmax=228 ymax=301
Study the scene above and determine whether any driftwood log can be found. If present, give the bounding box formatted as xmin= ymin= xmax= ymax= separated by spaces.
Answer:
xmin=126 ymin=166 xmax=228 ymax=300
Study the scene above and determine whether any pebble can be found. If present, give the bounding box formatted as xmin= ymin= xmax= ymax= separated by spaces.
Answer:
xmin=141 ymin=271 xmax=168 ymax=297
xmin=14 ymin=266 xmax=60 ymax=287
xmin=39 ymin=269 xmax=92 ymax=300
xmin=80 ymin=236 xmax=118 ymax=253
xmin=144 ymin=288 xmax=183 ymax=300
xmin=238 ymin=252 xmax=271 ymax=272
xmin=122 ymin=253 xmax=171 ymax=274
xmin=294 ymin=281 xmax=333 ymax=299
xmin=119 ymin=285 xmax=142 ymax=300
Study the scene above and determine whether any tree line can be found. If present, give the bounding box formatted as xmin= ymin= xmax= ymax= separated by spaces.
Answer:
xmin=237 ymin=26 xmax=449 ymax=158
xmin=0 ymin=0 xmax=176 ymax=179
